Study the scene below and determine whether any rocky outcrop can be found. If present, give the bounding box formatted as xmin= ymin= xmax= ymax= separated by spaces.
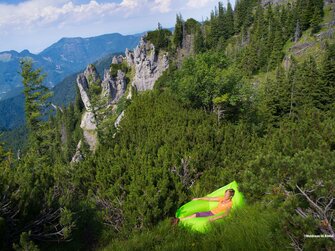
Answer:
xmin=77 ymin=73 xmax=92 ymax=111
xmin=101 ymin=69 xmax=127 ymax=105
xmin=71 ymin=140 xmax=84 ymax=164
xmin=261 ymin=0 xmax=286 ymax=6
xmin=289 ymin=42 xmax=316 ymax=55
xmin=72 ymin=37 xmax=169 ymax=162
xmin=84 ymin=64 xmax=100 ymax=85
xmin=114 ymin=111 xmax=125 ymax=128
xmin=112 ymin=55 xmax=124 ymax=65
xmin=77 ymin=68 xmax=99 ymax=152
xmin=74 ymin=63 xmax=128 ymax=156
xmin=126 ymin=37 xmax=169 ymax=91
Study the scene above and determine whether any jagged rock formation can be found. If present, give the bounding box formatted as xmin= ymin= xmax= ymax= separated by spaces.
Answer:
xmin=71 ymin=140 xmax=84 ymax=163
xmin=101 ymin=69 xmax=127 ymax=105
xmin=112 ymin=55 xmax=124 ymax=65
xmin=72 ymin=37 xmax=169 ymax=163
xmin=126 ymin=37 xmax=169 ymax=91
xmin=176 ymin=34 xmax=195 ymax=67
xmin=114 ymin=111 xmax=125 ymax=128
xmin=74 ymin=62 xmax=127 ymax=157
xmin=77 ymin=67 xmax=99 ymax=152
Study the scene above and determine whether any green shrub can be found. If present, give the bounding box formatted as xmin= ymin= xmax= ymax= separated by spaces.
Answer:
xmin=146 ymin=25 xmax=172 ymax=52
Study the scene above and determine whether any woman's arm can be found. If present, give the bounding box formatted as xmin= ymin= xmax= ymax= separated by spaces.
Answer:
xmin=209 ymin=209 xmax=231 ymax=222
xmin=209 ymin=215 xmax=224 ymax=222
xmin=192 ymin=197 xmax=221 ymax=201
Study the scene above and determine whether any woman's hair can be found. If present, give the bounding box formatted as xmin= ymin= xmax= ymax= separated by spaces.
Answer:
xmin=226 ymin=189 xmax=235 ymax=197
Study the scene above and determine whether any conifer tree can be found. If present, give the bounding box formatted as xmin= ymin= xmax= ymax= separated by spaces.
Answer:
xmin=295 ymin=57 xmax=321 ymax=109
xmin=320 ymin=44 xmax=335 ymax=109
xmin=20 ymin=59 xmax=52 ymax=154
xmin=265 ymin=66 xmax=291 ymax=123
xmin=226 ymin=1 xmax=235 ymax=37
xmin=269 ymin=28 xmax=284 ymax=69
xmin=217 ymin=1 xmax=227 ymax=39
xmin=174 ymin=14 xmax=184 ymax=48
xmin=285 ymin=3 xmax=296 ymax=41
xmin=194 ymin=28 xmax=205 ymax=54
xmin=311 ymin=6 xmax=322 ymax=34
xmin=209 ymin=8 xmax=220 ymax=48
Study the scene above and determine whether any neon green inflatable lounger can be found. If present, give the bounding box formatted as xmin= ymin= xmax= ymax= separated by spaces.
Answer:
xmin=175 ymin=181 xmax=245 ymax=233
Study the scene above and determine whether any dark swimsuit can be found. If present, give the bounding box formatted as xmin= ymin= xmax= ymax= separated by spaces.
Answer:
xmin=195 ymin=211 xmax=214 ymax=217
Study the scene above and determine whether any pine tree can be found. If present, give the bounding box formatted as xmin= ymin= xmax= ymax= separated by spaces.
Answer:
xmin=265 ymin=66 xmax=291 ymax=123
xmin=311 ymin=6 xmax=322 ymax=34
xmin=194 ymin=28 xmax=205 ymax=54
xmin=295 ymin=57 xmax=321 ymax=109
xmin=174 ymin=14 xmax=184 ymax=48
xmin=298 ymin=0 xmax=314 ymax=31
xmin=285 ymin=3 xmax=296 ymax=41
xmin=217 ymin=1 xmax=227 ymax=39
xmin=234 ymin=0 xmax=254 ymax=33
xmin=287 ymin=57 xmax=298 ymax=118
xmin=20 ymin=59 xmax=52 ymax=154
xmin=226 ymin=1 xmax=235 ymax=37
xmin=209 ymin=8 xmax=220 ymax=48
xmin=234 ymin=0 xmax=243 ymax=33
xmin=294 ymin=21 xmax=301 ymax=42
xmin=269 ymin=27 xmax=284 ymax=69
xmin=252 ymin=3 xmax=267 ymax=70
xmin=320 ymin=44 xmax=335 ymax=109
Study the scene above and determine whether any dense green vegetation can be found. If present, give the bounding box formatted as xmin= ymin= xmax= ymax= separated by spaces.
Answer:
xmin=0 ymin=0 xmax=334 ymax=250
xmin=146 ymin=23 xmax=172 ymax=52
xmin=105 ymin=205 xmax=289 ymax=251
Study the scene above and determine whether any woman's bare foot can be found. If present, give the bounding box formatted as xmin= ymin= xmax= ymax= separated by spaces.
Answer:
xmin=171 ymin=217 xmax=180 ymax=226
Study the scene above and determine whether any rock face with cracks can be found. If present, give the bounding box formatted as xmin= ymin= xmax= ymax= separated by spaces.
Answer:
xmin=72 ymin=37 xmax=169 ymax=163
xmin=101 ymin=69 xmax=127 ymax=105
xmin=126 ymin=37 xmax=169 ymax=92
xmin=76 ymin=66 xmax=99 ymax=153
xmin=73 ymin=62 xmax=127 ymax=159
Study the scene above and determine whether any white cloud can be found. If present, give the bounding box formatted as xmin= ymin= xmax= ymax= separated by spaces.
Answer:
xmin=151 ymin=0 xmax=172 ymax=13
xmin=187 ymin=0 xmax=216 ymax=9
xmin=0 ymin=0 xmax=120 ymax=29
xmin=0 ymin=0 xmax=231 ymax=52
xmin=120 ymin=0 xmax=144 ymax=9
xmin=0 ymin=0 xmax=212 ymax=31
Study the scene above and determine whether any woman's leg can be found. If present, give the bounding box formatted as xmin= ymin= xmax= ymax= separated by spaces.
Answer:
xmin=180 ymin=211 xmax=214 ymax=220
xmin=180 ymin=213 xmax=197 ymax=220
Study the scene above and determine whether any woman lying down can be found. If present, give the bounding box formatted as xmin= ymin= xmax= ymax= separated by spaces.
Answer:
xmin=172 ymin=189 xmax=235 ymax=225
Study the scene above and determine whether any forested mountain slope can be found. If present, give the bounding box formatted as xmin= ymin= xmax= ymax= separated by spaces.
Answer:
xmin=0 ymin=53 xmax=118 ymax=131
xmin=0 ymin=0 xmax=334 ymax=251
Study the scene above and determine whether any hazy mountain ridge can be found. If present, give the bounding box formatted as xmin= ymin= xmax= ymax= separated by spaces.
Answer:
xmin=0 ymin=53 xmax=118 ymax=130
xmin=0 ymin=33 xmax=140 ymax=101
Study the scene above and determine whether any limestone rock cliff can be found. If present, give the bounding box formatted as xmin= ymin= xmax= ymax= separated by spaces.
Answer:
xmin=73 ymin=62 xmax=128 ymax=161
xmin=72 ymin=37 xmax=169 ymax=163
xmin=101 ymin=69 xmax=127 ymax=105
xmin=76 ymin=67 xmax=99 ymax=152
xmin=71 ymin=140 xmax=84 ymax=163
xmin=126 ymin=37 xmax=169 ymax=91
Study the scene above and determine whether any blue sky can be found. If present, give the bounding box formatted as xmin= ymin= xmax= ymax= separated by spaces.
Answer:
xmin=0 ymin=0 xmax=234 ymax=53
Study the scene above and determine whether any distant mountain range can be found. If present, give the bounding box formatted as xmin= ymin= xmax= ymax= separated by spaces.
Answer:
xmin=0 ymin=33 xmax=141 ymax=101
xmin=0 ymin=53 xmax=117 ymax=130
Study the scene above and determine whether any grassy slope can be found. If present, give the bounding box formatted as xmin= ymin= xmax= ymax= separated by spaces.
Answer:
xmin=253 ymin=4 xmax=335 ymax=87
xmin=102 ymin=205 xmax=288 ymax=251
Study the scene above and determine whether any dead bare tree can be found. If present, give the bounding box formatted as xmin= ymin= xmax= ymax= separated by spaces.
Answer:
xmin=295 ymin=185 xmax=335 ymax=242
xmin=0 ymin=188 xmax=75 ymax=243
xmin=93 ymin=193 xmax=125 ymax=232
xmin=170 ymin=157 xmax=203 ymax=189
